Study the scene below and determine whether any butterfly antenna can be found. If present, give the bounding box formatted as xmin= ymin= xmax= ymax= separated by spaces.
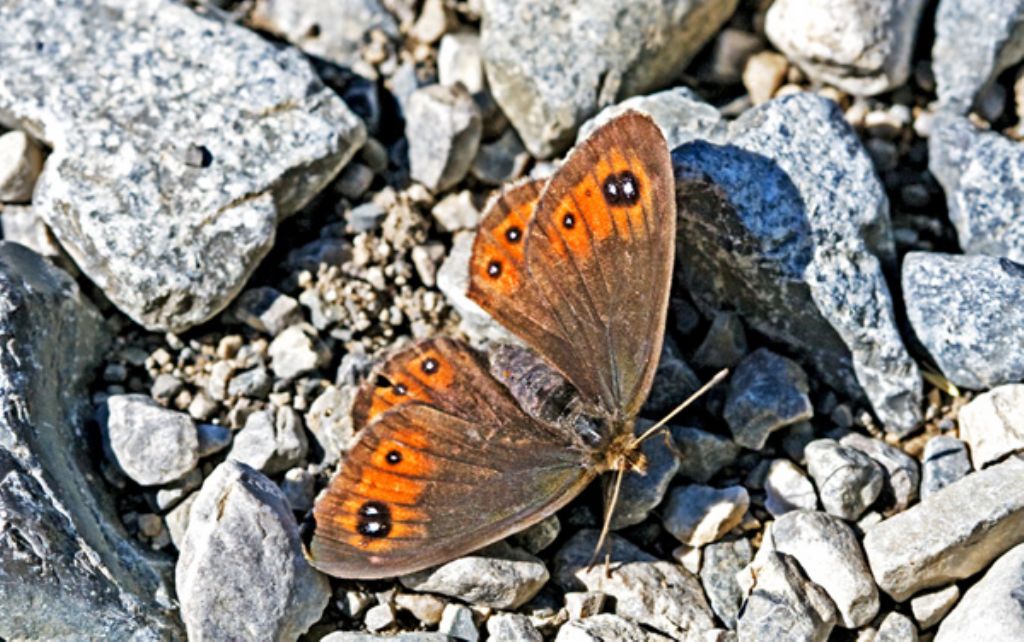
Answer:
xmin=630 ymin=368 xmax=729 ymax=450
xmin=589 ymin=462 xmax=627 ymax=568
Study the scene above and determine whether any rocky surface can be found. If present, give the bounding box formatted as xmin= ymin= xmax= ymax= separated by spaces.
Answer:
xmin=935 ymin=543 xmax=1024 ymax=640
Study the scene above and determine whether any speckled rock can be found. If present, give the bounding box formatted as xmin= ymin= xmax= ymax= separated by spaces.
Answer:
xmin=104 ymin=394 xmax=199 ymax=486
xmin=863 ymin=456 xmax=1024 ymax=601
xmin=0 ymin=130 xmax=43 ymax=202
xmin=407 ymin=83 xmax=482 ymax=192
xmin=233 ymin=287 xmax=304 ymax=337
xmin=0 ymin=0 xmax=365 ymax=331
xmin=902 ymin=252 xmax=1024 ymax=390
xmin=929 ymin=114 xmax=1024 ymax=263
xmin=932 ymin=0 xmax=1024 ymax=112
xmin=921 ymin=435 xmax=972 ymax=498
xmin=958 ymin=384 xmax=1024 ymax=469
xmin=736 ymin=551 xmax=837 ymax=642
xmin=723 ymin=348 xmax=813 ymax=450
xmin=674 ymin=92 xmax=921 ymax=433
xmin=876 ymin=612 xmax=918 ymax=642
xmin=176 ymin=461 xmax=329 ymax=640
xmin=399 ymin=541 xmax=549 ymax=609
xmin=805 ymin=439 xmax=884 ymax=520
xmin=700 ymin=538 xmax=752 ymax=629
xmin=481 ymin=0 xmax=739 ymax=157
xmin=250 ymin=0 xmax=399 ymax=69
xmin=935 ymin=543 xmax=1024 ymax=641
xmin=765 ymin=0 xmax=928 ymax=95
xmin=0 ymin=243 xmax=180 ymax=639
xmin=486 ymin=613 xmax=543 ymax=642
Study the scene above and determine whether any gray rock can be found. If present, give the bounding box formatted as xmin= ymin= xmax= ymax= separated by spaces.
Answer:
xmin=674 ymin=92 xmax=922 ymax=433
xmin=487 ymin=613 xmax=542 ymax=642
xmin=227 ymin=366 xmax=272 ymax=399
xmin=250 ymin=0 xmax=399 ymax=69
xmin=482 ymin=0 xmax=739 ymax=158
xmin=692 ymin=312 xmax=748 ymax=370
xmin=322 ymin=634 xmax=453 ymax=642
xmin=935 ymin=543 xmax=1024 ymax=641
xmin=150 ymin=373 xmax=184 ymax=404
xmin=176 ymin=460 xmax=329 ymax=640
xmin=700 ymin=538 xmax=752 ymax=629
xmin=556 ymin=614 xmax=673 ymax=642
xmin=364 ymin=602 xmax=397 ymax=632
xmin=805 ymin=439 xmax=884 ymax=520
xmin=578 ymin=87 xmax=729 ymax=151
xmin=407 ymin=84 xmax=482 ymax=192
xmin=0 ymin=243 xmax=180 ymax=639
xmin=932 ymin=0 xmax=1024 ymax=112
xmin=921 ymin=435 xmax=972 ymax=498
xmin=769 ymin=510 xmax=880 ymax=628
xmin=439 ymin=32 xmax=485 ymax=93
xmin=470 ymin=128 xmax=530 ymax=185
xmin=155 ymin=468 xmax=203 ymax=511
xmin=662 ymin=484 xmax=749 ymax=547
xmin=196 ymin=422 xmax=232 ymax=458
xmin=0 ymin=205 xmax=69 ymax=267
xmin=764 ymin=458 xmax=818 ymax=517
xmin=553 ymin=530 xmax=715 ymax=639
xmin=736 ymin=551 xmax=837 ymax=642
xmin=903 ymin=252 xmax=1024 ymax=389
xmin=863 ymin=456 xmax=1024 ymax=601
xmin=672 ymin=426 xmax=741 ymax=483
xmin=839 ymin=432 xmax=919 ymax=513
xmin=910 ymin=584 xmax=960 ymax=629
xmin=166 ymin=492 xmax=198 ymax=550
xmin=269 ymin=324 xmax=331 ymax=380
xmin=641 ymin=336 xmax=701 ymax=420
xmin=305 ymin=384 xmax=357 ymax=465
xmin=876 ymin=612 xmax=919 ymax=642
xmin=280 ymin=467 xmax=315 ymax=512
xmin=104 ymin=394 xmax=199 ymax=486
xmin=431 ymin=190 xmax=481 ymax=232
xmin=229 ymin=407 xmax=308 ymax=475
xmin=929 ymin=115 xmax=1024 ymax=264
xmin=958 ymin=384 xmax=1024 ymax=469
xmin=564 ymin=591 xmax=608 ymax=620
xmin=765 ymin=0 xmax=928 ymax=95
xmin=400 ymin=540 xmax=548 ymax=609
xmin=233 ymin=287 xmax=303 ymax=337
xmin=610 ymin=421 xmax=681 ymax=529
xmin=724 ymin=349 xmax=813 ymax=450
xmin=0 ymin=0 xmax=365 ymax=331
xmin=0 ymin=130 xmax=43 ymax=202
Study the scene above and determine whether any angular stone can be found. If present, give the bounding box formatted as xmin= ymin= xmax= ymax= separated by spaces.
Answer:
xmin=935 ymin=543 xmax=1024 ymax=641
xmin=279 ymin=467 xmax=315 ymax=512
xmin=250 ymin=0 xmax=399 ymax=69
xmin=364 ymin=603 xmax=396 ymax=633
xmin=662 ymin=484 xmax=749 ymax=547
xmin=305 ymin=384 xmax=358 ymax=466
xmin=805 ymin=439 xmax=884 ymax=520
xmin=0 ymin=205 xmax=68 ymax=267
xmin=769 ymin=510 xmax=880 ymax=628
xmin=0 ymin=130 xmax=43 ymax=202
xmin=929 ymin=115 xmax=1024 ymax=264
xmin=229 ymin=407 xmax=308 ymax=475
xmin=641 ymin=336 xmax=701 ymax=419
xmin=736 ymin=551 xmax=837 ymax=642
xmin=553 ymin=530 xmax=715 ymax=639
xmin=724 ymin=348 xmax=813 ymax=450
xmin=394 ymin=592 xmax=446 ymax=626
xmin=876 ymin=612 xmax=919 ymax=642
xmin=671 ymin=426 xmax=741 ymax=483
xmin=233 ymin=287 xmax=303 ymax=337
xmin=155 ymin=468 xmax=203 ymax=511
xmin=486 ymin=613 xmax=542 ymax=642
xmin=481 ymin=0 xmax=739 ymax=158
xmin=921 ymin=435 xmax=972 ymax=498
xmin=839 ymin=432 xmax=919 ymax=513
xmin=269 ymin=324 xmax=331 ymax=380
xmin=764 ymin=458 xmax=819 ymax=517
xmin=564 ymin=591 xmax=607 ymax=620
xmin=0 ymin=243 xmax=180 ymax=639
xmin=0 ymin=0 xmax=365 ymax=331
xmin=863 ymin=456 xmax=1024 ymax=601
xmin=438 ymin=32 xmax=485 ymax=93
xmin=674 ymin=92 xmax=921 ymax=433
xmin=227 ymin=366 xmax=272 ymax=399
xmin=903 ymin=252 xmax=1024 ymax=390
xmin=958 ymin=384 xmax=1024 ymax=469
xmin=176 ymin=461 xmax=329 ymax=640
xmin=104 ymin=394 xmax=199 ymax=486
xmin=555 ymin=614 xmax=673 ymax=642
xmin=196 ymin=422 xmax=232 ymax=458
xmin=932 ymin=0 xmax=1024 ymax=112
xmin=470 ymin=128 xmax=530 ymax=186
xmin=400 ymin=540 xmax=548 ymax=609
xmin=692 ymin=311 xmax=748 ymax=370
xmin=610 ymin=421 xmax=680 ymax=529
xmin=910 ymin=584 xmax=960 ymax=630
xmin=700 ymin=538 xmax=752 ymax=629
xmin=513 ymin=514 xmax=560 ymax=555
xmin=765 ymin=0 xmax=928 ymax=95
xmin=407 ymin=83 xmax=482 ymax=192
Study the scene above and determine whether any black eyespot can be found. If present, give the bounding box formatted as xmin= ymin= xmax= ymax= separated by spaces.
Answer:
xmin=375 ymin=375 xmax=392 ymax=388
xmin=487 ymin=260 xmax=502 ymax=278
xmin=603 ymin=171 xmax=640 ymax=206
xmin=357 ymin=501 xmax=391 ymax=538
xmin=393 ymin=383 xmax=408 ymax=396
xmin=421 ymin=357 xmax=439 ymax=374
xmin=505 ymin=226 xmax=522 ymax=243
xmin=386 ymin=449 xmax=402 ymax=464
xmin=562 ymin=212 xmax=575 ymax=229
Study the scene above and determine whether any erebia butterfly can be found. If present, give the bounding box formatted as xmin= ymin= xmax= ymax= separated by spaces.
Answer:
xmin=308 ymin=111 xmax=680 ymax=579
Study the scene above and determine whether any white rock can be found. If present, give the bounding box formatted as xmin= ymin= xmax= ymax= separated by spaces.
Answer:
xmin=0 ymin=130 xmax=43 ymax=202
xmin=935 ymin=543 xmax=1024 ymax=641
xmin=910 ymin=584 xmax=960 ymax=629
xmin=958 ymin=384 xmax=1024 ymax=469
xmin=662 ymin=484 xmax=750 ymax=547
xmin=438 ymin=32 xmax=485 ymax=93
xmin=764 ymin=458 xmax=819 ymax=517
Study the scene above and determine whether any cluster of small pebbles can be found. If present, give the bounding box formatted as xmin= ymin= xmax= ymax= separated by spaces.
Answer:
xmin=4 ymin=0 xmax=1024 ymax=640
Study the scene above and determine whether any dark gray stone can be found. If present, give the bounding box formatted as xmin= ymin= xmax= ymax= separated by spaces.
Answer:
xmin=233 ymin=287 xmax=303 ymax=337
xmin=921 ymin=435 xmax=972 ymax=498
xmin=736 ymin=551 xmax=837 ymax=642
xmin=641 ymin=336 xmax=701 ymax=420
xmin=805 ymin=439 xmax=884 ymax=520
xmin=0 ymin=243 xmax=181 ymax=640
xmin=671 ymin=426 xmax=741 ymax=483
xmin=0 ymin=0 xmax=365 ymax=331
xmin=196 ymin=422 xmax=232 ymax=458
xmin=692 ymin=311 xmax=748 ymax=370
xmin=903 ymin=251 xmax=1024 ymax=389
xmin=700 ymin=538 xmax=752 ymax=629
xmin=610 ymin=421 xmax=680 ymax=529
xmin=839 ymin=432 xmax=919 ymax=514
xmin=724 ymin=348 xmax=813 ymax=450
xmin=674 ymin=92 xmax=922 ymax=433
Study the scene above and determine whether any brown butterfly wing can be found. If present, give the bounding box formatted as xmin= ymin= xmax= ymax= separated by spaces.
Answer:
xmin=310 ymin=338 xmax=595 ymax=579
xmin=469 ymin=112 xmax=676 ymax=418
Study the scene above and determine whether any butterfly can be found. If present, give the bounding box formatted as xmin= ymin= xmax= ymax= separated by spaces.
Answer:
xmin=308 ymin=111 xmax=679 ymax=579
